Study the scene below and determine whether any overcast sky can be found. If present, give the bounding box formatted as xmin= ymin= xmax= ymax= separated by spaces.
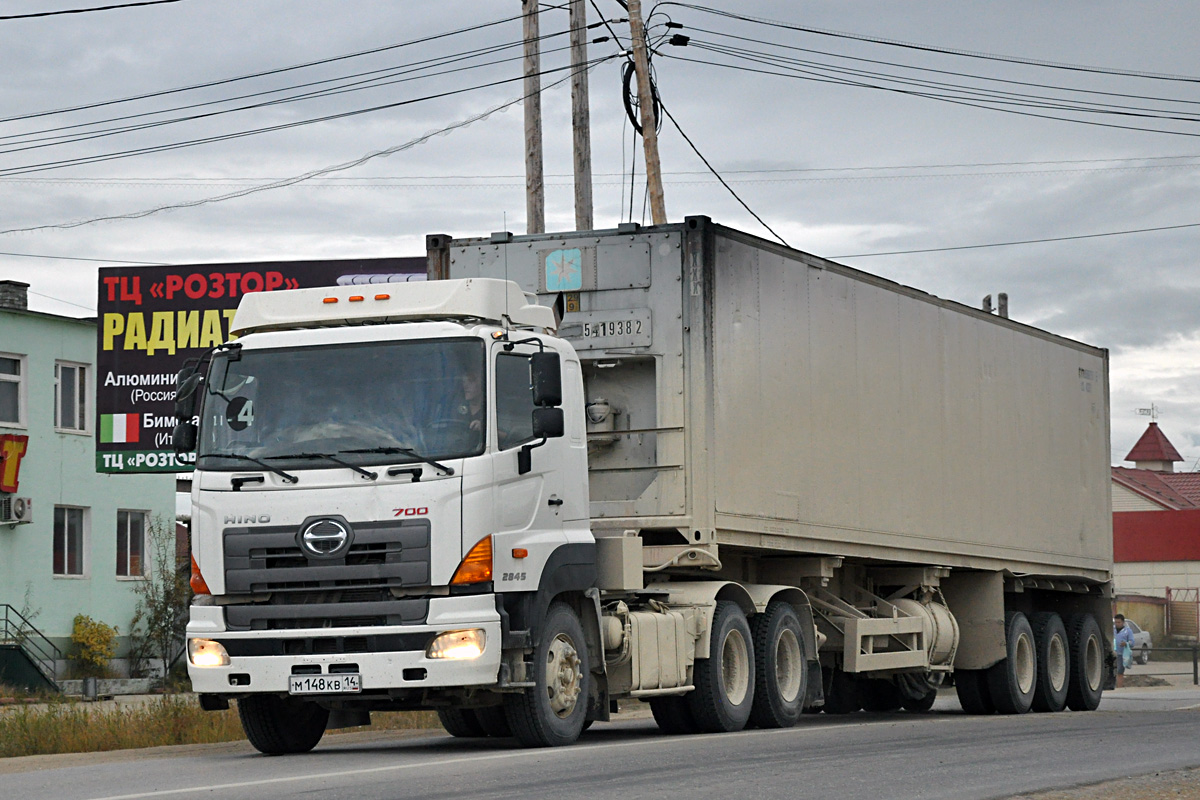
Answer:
xmin=2 ymin=0 xmax=1199 ymax=466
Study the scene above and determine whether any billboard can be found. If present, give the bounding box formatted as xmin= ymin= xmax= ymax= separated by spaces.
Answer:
xmin=95 ymin=257 xmax=425 ymax=473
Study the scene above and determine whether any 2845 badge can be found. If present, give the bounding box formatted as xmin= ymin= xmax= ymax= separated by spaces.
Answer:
xmin=499 ymin=572 xmax=527 ymax=582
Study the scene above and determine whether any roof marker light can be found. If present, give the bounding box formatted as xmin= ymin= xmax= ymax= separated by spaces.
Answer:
xmin=322 ymin=297 xmax=338 ymax=304
xmin=375 ymin=293 xmax=390 ymax=301
xmin=349 ymin=295 xmax=364 ymax=302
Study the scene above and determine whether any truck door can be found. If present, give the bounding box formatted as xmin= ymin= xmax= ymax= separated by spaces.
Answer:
xmin=490 ymin=342 xmax=566 ymax=589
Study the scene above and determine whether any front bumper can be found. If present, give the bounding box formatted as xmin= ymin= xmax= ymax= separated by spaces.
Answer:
xmin=186 ymin=593 xmax=502 ymax=694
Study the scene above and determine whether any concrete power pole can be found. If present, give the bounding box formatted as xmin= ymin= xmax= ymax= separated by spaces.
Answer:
xmin=569 ymin=0 xmax=594 ymax=231
xmin=626 ymin=0 xmax=667 ymax=225
xmin=522 ymin=0 xmax=545 ymax=234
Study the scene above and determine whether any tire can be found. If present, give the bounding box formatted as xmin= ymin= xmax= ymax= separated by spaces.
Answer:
xmin=900 ymin=688 xmax=937 ymax=712
xmin=821 ymin=667 xmax=862 ymax=715
xmin=897 ymin=672 xmax=940 ymax=712
xmin=687 ymin=600 xmax=755 ymax=732
xmin=504 ymin=602 xmax=590 ymax=747
xmin=986 ymin=611 xmax=1037 ymax=714
xmin=237 ymin=695 xmax=329 ymax=755
xmin=1064 ymin=613 xmax=1104 ymax=711
xmin=475 ymin=705 xmax=512 ymax=737
xmin=1139 ymin=646 xmax=1151 ymax=665
xmin=749 ymin=602 xmax=808 ymax=729
xmin=649 ymin=695 xmax=699 ymax=734
xmin=954 ymin=669 xmax=995 ymax=715
xmin=1029 ymin=612 xmax=1070 ymax=713
xmin=437 ymin=707 xmax=486 ymax=738
xmin=860 ymin=679 xmax=902 ymax=712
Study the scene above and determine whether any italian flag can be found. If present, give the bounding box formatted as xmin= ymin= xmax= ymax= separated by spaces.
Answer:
xmin=101 ymin=414 xmax=140 ymax=444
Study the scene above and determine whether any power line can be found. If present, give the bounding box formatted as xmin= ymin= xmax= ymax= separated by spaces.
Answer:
xmin=0 ymin=54 xmax=619 ymax=178
xmin=0 ymin=250 xmax=164 ymax=265
xmin=830 ymin=221 xmax=1200 ymax=259
xmin=657 ymin=100 xmax=788 ymax=246
xmin=0 ymin=0 xmax=182 ymax=20
xmin=0 ymin=54 xmax=618 ymax=234
xmin=653 ymin=3 xmax=1200 ymax=83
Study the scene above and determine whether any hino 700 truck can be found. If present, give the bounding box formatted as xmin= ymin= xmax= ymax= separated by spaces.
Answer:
xmin=180 ymin=216 xmax=1114 ymax=752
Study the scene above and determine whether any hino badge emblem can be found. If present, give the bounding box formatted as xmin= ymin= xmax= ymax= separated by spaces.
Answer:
xmin=299 ymin=518 xmax=351 ymax=558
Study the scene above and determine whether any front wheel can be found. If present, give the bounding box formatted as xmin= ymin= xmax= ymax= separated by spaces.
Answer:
xmin=505 ymin=602 xmax=590 ymax=747
xmin=687 ymin=600 xmax=755 ymax=732
xmin=237 ymin=695 xmax=329 ymax=755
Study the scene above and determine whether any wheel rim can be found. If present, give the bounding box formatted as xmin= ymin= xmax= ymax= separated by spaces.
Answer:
xmin=721 ymin=628 xmax=750 ymax=706
xmin=1047 ymin=634 xmax=1068 ymax=692
xmin=1083 ymin=632 xmax=1102 ymax=691
xmin=775 ymin=628 xmax=804 ymax=703
xmin=1014 ymin=631 xmax=1036 ymax=695
xmin=545 ymin=633 xmax=583 ymax=718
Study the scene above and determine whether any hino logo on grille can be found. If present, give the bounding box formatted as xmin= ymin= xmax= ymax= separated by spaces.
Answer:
xmin=298 ymin=517 xmax=352 ymax=558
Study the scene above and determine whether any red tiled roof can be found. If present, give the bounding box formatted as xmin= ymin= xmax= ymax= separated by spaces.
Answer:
xmin=1112 ymin=467 xmax=1199 ymax=510
xmin=1124 ymin=422 xmax=1183 ymax=463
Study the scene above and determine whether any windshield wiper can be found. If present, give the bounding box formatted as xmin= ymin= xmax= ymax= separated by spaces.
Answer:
xmin=266 ymin=452 xmax=378 ymax=480
xmin=201 ymin=451 xmax=298 ymax=484
xmin=341 ymin=446 xmax=455 ymax=476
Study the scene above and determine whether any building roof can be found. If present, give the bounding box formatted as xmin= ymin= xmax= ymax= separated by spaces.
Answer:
xmin=1125 ymin=422 xmax=1183 ymax=463
xmin=1112 ymin=467 xmax=1200 ymax=510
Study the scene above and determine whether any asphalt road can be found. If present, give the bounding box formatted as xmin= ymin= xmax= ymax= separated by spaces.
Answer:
xmin=6 ymin=687 xmax=1200 ymax=800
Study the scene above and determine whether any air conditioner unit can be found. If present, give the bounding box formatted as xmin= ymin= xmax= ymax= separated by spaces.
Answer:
xmin=0 ymin=495 xmax=32 ymax=525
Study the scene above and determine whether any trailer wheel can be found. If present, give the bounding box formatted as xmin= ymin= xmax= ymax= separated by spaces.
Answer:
xmin=504 ymin=602 xmax=589 ymax=747
xmin=475 ymin=705 xmax=512 ymax=737
xmin=1029 ymin=612 xmax=1070 ymax=713
xmin=237 ymin=695 xmax=329 ymax=755
xmin=1064 ymin=613 xmax=1104 ymax=711
xmin=649 ymin=695 xmax=699 ymax=734
xmin=437 ymin=708 xmax=487 ymax=738
xmin=687 ymin=600 xmax=755 ymax=732
xmin=954 ymin=669 xmax=995 ymax=715
xmin=821 ymin=667 xmax=862 ymax=715
xmin=749 ymin=602 xmax=807 ymax=728
xmin=986 ymin=611 xmax=1037 ymax=714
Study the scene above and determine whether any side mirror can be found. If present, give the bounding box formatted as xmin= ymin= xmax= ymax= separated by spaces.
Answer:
xmin=173 ymin=421 xmax=197 ymax=454
xmin=175 ymin=372 xmax=202 ymax=420
xmin=530 ymin=352 xmax=561 ymax=407
xmin=532 ymin=407 xmax=564 ymax=439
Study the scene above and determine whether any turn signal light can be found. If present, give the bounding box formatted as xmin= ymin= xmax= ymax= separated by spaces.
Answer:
xmin=190 ymin=553 xmax=212 ymax=595
xmin=451 ymin=536 xmax=493 ymax=584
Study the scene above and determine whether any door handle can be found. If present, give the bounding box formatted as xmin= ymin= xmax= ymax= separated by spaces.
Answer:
xmin=548 ymin=498 xmax=564 ymax=507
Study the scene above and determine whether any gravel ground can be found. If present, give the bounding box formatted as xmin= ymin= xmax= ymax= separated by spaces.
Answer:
xmin=1010 ymin=767 xmax=1200 ymax=800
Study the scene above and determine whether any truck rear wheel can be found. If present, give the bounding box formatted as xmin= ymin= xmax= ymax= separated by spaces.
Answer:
xmin=437 ymin=708 xmax=487 ymax=738
xmin=237 ymin=695 xmax=329 ymax=755
xmin=1064 ymin=613 xmax=1103 ymax=711
xmin=649 ymin=695 xmax=699 ymax=734
xmin=749 ymin=602 xmax=807 ymax=728
xmin=954 ymin=669 xmax=995 ymax=714
xmin=688 ymin=600 xmax=755 ymax=732
xmin=1030 ymin=612 xmax=1070 ymax=713
xmin=987 ymin=611 xmax=1037 ymax=714
xmin=504 ymin=602 xmax=589 ymax=747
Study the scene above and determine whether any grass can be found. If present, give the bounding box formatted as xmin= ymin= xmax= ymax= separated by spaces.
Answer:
xmin=0 ymin=694 xmax=440 ymax=758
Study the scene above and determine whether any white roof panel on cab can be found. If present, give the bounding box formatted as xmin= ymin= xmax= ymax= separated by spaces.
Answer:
xmin=231 ymin=278 xmax=556 ymax=336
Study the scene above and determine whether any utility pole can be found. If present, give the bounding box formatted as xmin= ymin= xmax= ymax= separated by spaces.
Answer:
xmin=626 ymin=0 xmax=666 ymax=225
xmin=569 ymin=0 xmax=594 ymax=231
xmin=522 ymin=0 xmax=545 ymax=234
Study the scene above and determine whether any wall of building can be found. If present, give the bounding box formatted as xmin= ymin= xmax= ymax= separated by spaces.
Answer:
xmin=1 ymin=306 xmax=175 ymax=673
xmin=1112 ymin=482 xmax=1168 ymax=512
xmin=1114 ymin=561 xmax=1200 ymax=597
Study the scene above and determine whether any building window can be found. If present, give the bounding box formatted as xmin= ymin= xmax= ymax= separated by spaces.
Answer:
xmin=117 ymin=510 xmax=146 ymax=577
xmin=53 ymin=506 xmax=87 ymax=576
xmin=0 ymin=353 xmax=25 ymax=427
xmin=55 ymin=361 xmax=88 ymax=432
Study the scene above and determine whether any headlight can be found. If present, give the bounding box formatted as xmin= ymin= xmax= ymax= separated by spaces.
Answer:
xmin=426 ymin=629 xmax=486 ymax=660
xmin=188 ymin=638 xmax=231 ymax=667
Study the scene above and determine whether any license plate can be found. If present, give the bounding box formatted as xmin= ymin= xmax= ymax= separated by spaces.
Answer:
xmin=288 ymin=674 xmax=361 ymax=695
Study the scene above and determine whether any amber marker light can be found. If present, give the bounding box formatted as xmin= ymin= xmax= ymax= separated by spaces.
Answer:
xmin=450 ymin=535 xmax=493 ymax=584
xmin=349 ymin=295 xmax=364 ymax=302
xmin=322 ymin=297 xmax=338 ymax=304
xmin=512 ymin=548 xmax=528 ymax=559
xmin=374 ymin=293 xmax=390 ymax=300
xmin=190 ymin=553 xmax=212 ymax=595
xmin=188 ymin=638 xmax=230 ymax=667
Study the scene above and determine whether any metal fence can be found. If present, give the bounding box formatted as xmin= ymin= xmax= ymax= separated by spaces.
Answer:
xmin=1122 ymin=645 xmax=1199 ymax=685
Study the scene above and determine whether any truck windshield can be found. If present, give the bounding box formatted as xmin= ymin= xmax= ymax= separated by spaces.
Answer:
xmin=196 ymin=338 xmax=485 ymax=471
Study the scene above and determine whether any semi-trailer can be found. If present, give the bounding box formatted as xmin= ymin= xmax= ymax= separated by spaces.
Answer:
xmin=181 ymin=216 xmax=1113 ymax=751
